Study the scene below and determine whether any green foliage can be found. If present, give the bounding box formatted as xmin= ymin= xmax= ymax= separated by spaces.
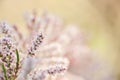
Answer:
xmin=2 ymin=63 xmax=8 ymax=80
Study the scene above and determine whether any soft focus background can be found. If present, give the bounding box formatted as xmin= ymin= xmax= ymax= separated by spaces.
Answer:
xmin=0 ymin=0 xmax=119 ymax=79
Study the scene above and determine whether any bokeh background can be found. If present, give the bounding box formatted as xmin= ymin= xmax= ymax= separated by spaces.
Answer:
xmin=0 ymin=0 xmax=119 ymax=79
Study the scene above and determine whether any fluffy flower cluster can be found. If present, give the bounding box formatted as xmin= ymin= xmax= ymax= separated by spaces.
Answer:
xmin=0 ymin=12 xmax=71 ymax=80
xmin=28 ymin=33 xmax=44 ymax=56
xmin=0 ymin=22 xmax=20 ymax=80
xmin=1 ymin=11 xmax=104 ymax=80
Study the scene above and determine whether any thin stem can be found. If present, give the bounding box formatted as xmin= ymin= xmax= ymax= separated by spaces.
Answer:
xmin=2 ymin=63 xmax=8 ymax=80
xmin=15 ymin=49 xmax=20 ymax=78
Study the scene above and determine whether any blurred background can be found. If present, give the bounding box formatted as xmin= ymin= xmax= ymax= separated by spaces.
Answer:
xmin=0 ymin=0 xmax=119 ymax=80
